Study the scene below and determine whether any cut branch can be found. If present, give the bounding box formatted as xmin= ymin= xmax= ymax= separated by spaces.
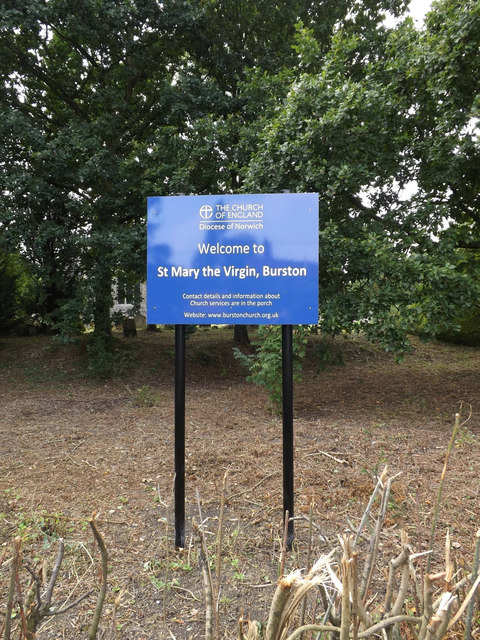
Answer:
xmin=89 ymin=513 xmax=109 ymax=640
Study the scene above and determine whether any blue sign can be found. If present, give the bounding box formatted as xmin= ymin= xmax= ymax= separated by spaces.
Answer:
xmin=147 ymin=193 xmax=319 ymax=324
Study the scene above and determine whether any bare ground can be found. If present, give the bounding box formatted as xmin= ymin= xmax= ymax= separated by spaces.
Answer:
xmin=0 ymin=328 xmax=479 ymax=639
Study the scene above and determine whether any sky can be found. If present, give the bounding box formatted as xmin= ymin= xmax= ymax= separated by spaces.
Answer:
xmin=383 ymin=0 xmax=432 ymax=28
xmin=408 ymin=0 xmax=433 ymax=24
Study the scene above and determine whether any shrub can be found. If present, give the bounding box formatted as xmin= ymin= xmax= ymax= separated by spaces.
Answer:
xmin=437 ymin=305 xmax=480 ymax=347
xmin=0 ymin=252 xmax=29 ymax=333
xmin=234 ymin=325 xmax=307 ymax=410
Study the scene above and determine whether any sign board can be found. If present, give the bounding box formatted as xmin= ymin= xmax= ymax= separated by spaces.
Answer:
xmin=147 ymin=193 xmax=318 ymax=325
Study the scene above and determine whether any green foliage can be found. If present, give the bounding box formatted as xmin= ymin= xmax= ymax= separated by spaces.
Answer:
xmin=0 ymin=251 xmax=33 ymax=333
xmin=243 ymin=0 xmax=480 ymax=353
xmin=86 ymin=338 xmax=116 ymax=379
xmin=437 ymin=306 xmax=480 ymax=346
xmin=0 ymin=490 xmax=71 ymax=544
xmin=0 ymin=0 xmax=180 ymax=346
xmin=86 ymin=337 xmax=135 ymax=379
xmin=1 ymin=0 xmax=479 ymax=358
xmin=314 ymin=337 xmax=345 ymax=372
xmin=132 ymin=385 xmax=162 ymax=407
xmin=234 ymin=326 xmax=307 ymax=410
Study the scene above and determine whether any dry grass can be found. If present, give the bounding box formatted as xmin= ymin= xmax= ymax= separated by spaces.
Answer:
xmin=0 ymin=329 xmax=479 ymax=638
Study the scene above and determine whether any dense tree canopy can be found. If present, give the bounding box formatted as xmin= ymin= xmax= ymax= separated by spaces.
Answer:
xmin=1 ymin=0 xmax=215 ymax=338
xmin=0 ymin=0 xmax=478 ymax=354
xmin=244 ymin=0 xmax=480 ymax=350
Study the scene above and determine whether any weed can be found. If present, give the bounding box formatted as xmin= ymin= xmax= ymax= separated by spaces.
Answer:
xmin=234 ymin=325 xmax=307 ymax=411
xmin=132 ymin=385 xmax=162 ymax=407
xmin=168 ymin=557 xmax=193 ymax=572
xmin=230 ymin=557 xmax=246 ymax=582
xmin=11 ymin=359 xmax=69 ymax=386
xmin=86 ymin=337 xmax=135 ymax=378
xmin=387 ymin=498 xmax=406 ymax=520
xmin=219 ymin=595 xmax=233 ymax=611
xmin=150 ymin=575 xmax=180 ymax=591
xmin=191 ymin=345 xmax=218 ymax=366
xmin=3 ymin=487 xmax=21 ymax=504
xmin=313 ymin=337 xmax=345 ymax=372
xmin=456 ymin=425 xmax=476 ymax=447
xmin=1 ymin=506 xmax=71 ymax=544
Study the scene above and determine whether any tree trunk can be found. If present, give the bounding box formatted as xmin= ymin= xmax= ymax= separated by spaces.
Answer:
xmin=93 ymin=282 xmax=112 ymax=340
xmin=91 ymin=260 xmax=113 ymax=341
xmin=122 ymin=317 xmax=137 ymax=337
xmin=233 ymin=324 xmax=250 ymax=344
xmin=90 ymin=217 xmax=114 ymax=342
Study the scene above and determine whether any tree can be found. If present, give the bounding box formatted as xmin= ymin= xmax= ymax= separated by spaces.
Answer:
xmin=412 ymin=0 xmax=480 ymax=244
xmin=0 ymin=0 xmax=368 ymax=349
xmin=3 ymin=0 xmax=477 ymax=357
xmin=0 ymin=250 xmax=30 ymax=333
xmin=143 ymin=0 xmax=391 ymax=344
xmin=243 ymin=0 xmax=480 ymax=352
xmin=0 ymin=0 xmax=202 ymax=343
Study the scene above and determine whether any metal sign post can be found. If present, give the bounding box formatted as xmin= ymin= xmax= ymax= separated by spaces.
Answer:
xmin=282 ymin=324 xmax=294 ymax=548
xmin=147 ymin=193 xmax=318 ymax=549
xmin=174 ymin=324 xmax=186 ymax=548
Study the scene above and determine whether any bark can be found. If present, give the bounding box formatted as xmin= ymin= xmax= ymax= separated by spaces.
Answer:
xmin=122 ymin=317 xmax=137 ymax=337
xmin=233 ymin=325 xmax=250 ymax=344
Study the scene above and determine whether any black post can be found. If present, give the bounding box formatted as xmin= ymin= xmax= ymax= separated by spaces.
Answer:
xmin=174 ymin=324 xmax=186 ymax=548
xmin=282 ymin=324 xmax=294 ymax=549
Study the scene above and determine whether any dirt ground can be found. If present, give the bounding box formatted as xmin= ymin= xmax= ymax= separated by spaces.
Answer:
xmin=1 ymin=327 xmax=479 ymax=639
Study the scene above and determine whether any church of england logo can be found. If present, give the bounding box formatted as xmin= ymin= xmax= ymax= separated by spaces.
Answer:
xmin=199 ymin=204 xmax=213 ymax=219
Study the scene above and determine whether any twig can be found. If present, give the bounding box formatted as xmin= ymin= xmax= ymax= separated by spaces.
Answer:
xmin=426 ymin=591 xmax=456 ymax=638
xmin=284 ymin=608 xmax=419 ymax=640
xmin=419 ymin=574 xmax=434 ymax=640
xmin=109 ymin=588 xmax=124 ymax=639
xmin=215 ymin=471 xmax=228 ymax=640
xmin=89 ymin=512 xmax=108 ymax=640
xmin=353 ymin=467 xmax=388 ymax=549
xmin=427 ymin=409 xmax=463 ymax=573
xmin=166 ymin=584 xmax=200 ymax=600
xmin=340 ymin=545 xmax=351 ymax=640
xmin=351 ymin=552 xmax=360 ymax=640
xmin=195 ymin=489 xmax=216 ymax=639
xmin=44 ymin=538 xmax=65 ymax=608
xmin=390 ymin=543 xmax=411 ymax=619
xmin=299 ymin=502 xmax=314 ymax=630
xmin=23 ymin=539 xmax=94 ymax=636
xmin=228 ymin=471 xmax=278 ymax=501
xmin=411 ymin=490 xmax=425 ymax=609
xmin=44 ymin=589 xmax=94 ymax=615
xmin=4 ymin=538 xmax=21 ymax=640
xmin=305 ymin=450 xmax=348 ymax=465
xmin=464 ymin=528 xmax=480 ymax=640
xmin=357 ymin=614 xmax=423 ymax=637
xmin=360 ymin=474 xmax=395 ymax=600
xmin=158 ymin=484 xmax=171 ymax=625
xmin=24 ymin=563 xmax=43 ymax=614
xmin=339 ymin=535 xmax=371 ymax=634
xmin=193 ymin=519 xmax=213 ymax=640
xmin=14 ymin=553 xmax=28 ymax=639
xmin=299 ymin=514 xmax=332 ymax=544
xmin=279 ymin=511 xmax=289 ymax=578
xmin=447 ymin=572 xmax=480 ymax=631
xmin=384 ymin=531 xmax=411 ymax=617
xmin=165 ymin=625 xmax=177 ymax=640
xmin=265 ymin=571 xmax=299 ymax=640
xmin=196 ymin=490 xmax=215 ymax=605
